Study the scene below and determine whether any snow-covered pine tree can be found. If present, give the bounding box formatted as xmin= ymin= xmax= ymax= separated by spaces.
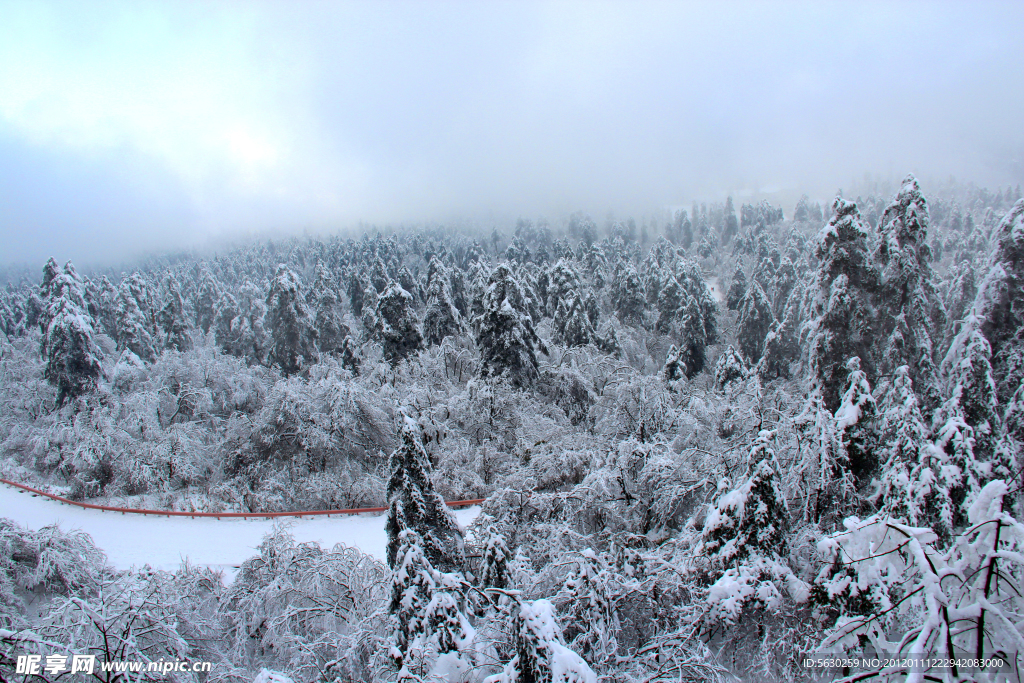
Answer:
xmin=40 ymin=261 xmax=103 ymax=405
xmin=386 ymin=417 xmax=465 ymax=574
xmin=423 ymin=256 xmax=467 ymax=346
xmin=878 ymin=365 xmax=956 ymax=540
xmin=872 ymin=176 xmax=945 ymax=402
xmin=116 ymin=276 xmax=158 ymax=363
xmin=193 ymin=267 xmax=221 ymax=335
xmin=970 ymin=199 xmax=1024 ymax=405
xmin=806 ymin=197 xmax=880 ymax=412
xmin=340 ymin=334 xmax=360 ymax=375
xmin=374 ymin=281 xmax=424 ymax=365
xmin=266 ymin=264 xmax=317 ymax=375
xmin=795 ymin=390 xmax=854 ymax=526
xmin=312 ymin=288 xmax=349 ymax=356
xmin=714 ymin=344 xmax=749 ymax=391
xmin=486 ymin=599 xmax=596 ymax=683
xmin=476 ymin=263 xmax=547 ymax=388
xmin=558 ymin=549 xmax=619 ymax=665
xmin=654 ymin=275 xmax=684 ymax=335
xmin=478 ymin=523 xmax=512 ymax=602
xmin=756 ymin=304 xmax=798 ymax=381
xmin=553 ymin=292 xmax=596 ymax=347
xmin=612 ymin=264 xmax=645 ymax=325
xmin=389 ymin=529 xmax=436 ymax=670
xmin=934 ymin=315 xmax=1009 ymax=524
xmin=157 ymin=277 xmax=192 ymax=352
xmin=834 ymin=356 xmax=879 ymax=481
xmin=726 ymin=266 xmax=746 ymax=311
xmin=736 ymin=282 xmax=774 ymax=363
xmin=698 ymin=430 xmax=802 ymax=623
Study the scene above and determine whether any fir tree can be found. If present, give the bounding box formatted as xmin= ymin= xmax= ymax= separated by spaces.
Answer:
xmin=157 ymin=278 xmax=192 ymax=352
xmin=807 ymin=197 xmax=880 ymax=412
xmin=834 ymin=357 xmax=878 ymax=481
xmin=736 ymin=282 xmax=774 ymax=363
xmin=193 ymin=268 xmax=221 ymax=335
xmin=714 ymin=345 xmax=749 ymax=391
xmin=612 ymin=264 xmax=645 ymax=326
xmin=41 ymin=261 xmax=103 ymax=405
xmin=726 ymin=266 xmax=746 ymax=311
xmin=423 ymin=257 xmax=467 ymax=346
xmin=374 ymin=281 xmax=424 ymax=365
xmin=265 ymin=264 xmax=317 ymax=375
xmin=116 ymin=278 xmax=158 ymax=363
xmin=340 ymin=334 xmax=361 ymax=375
xmin=872 ymin=176 xmax=945 ymax=400
xmin=385 ymin=418 xmax=465 ymax=574
xmin=552 ymin=292 xmax=596 ymax=347
xmin=389 ymin=529 xmax=436 ymax=670
xmin=476 ymin=264 xmax=548 ymax=388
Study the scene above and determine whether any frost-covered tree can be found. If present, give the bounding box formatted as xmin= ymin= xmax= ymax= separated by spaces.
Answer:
xmin=872 ymin=176 xmax=945 ymax=398
xmin=806 ymin=197 xmax=880 ymax=411
xmin=157 ymin=278 xmax=192 ymax=352
xmin=834 ymin=356 xmax=879 ymax=481
xmin=116 ymin=277 xmax=158 ymax=363
xmin=476 ymin=264 xmax=547 ymax=388
xmin=193 ymin=267 xmax=221 ymax=335
xmin=698 ymin=430 xmax=801 ymax=623
xmin=423 ymin=256 xmax=467 ymax=346
xmin=970 ymin=199 xmax=1024 ymax=404
xmin=726 ymin=266 xmax=746 ymax=311
xmin=386 ymin=418 xmax=465 ymax=574
xmin=736 ymin=282 xmax=774 ymax=363
xmin=40 ymin=261 xmax=103 ymax=404
xmin=878 ymin=366 xmax=956 ymax=539
xmin=552 ymin=292 xmax=596 ymax=347
xmin=714 ymin=345 xmax=748 ymax=391
xmin=478 ymin=523 xmax=512 ymax=598
xmin=266 ymin=265 xmax=316 ymax=375
xmin=757 ymin=305 xmax=798 ymax=381
xmin=340 ymin=334 xmax=361 ymax=375
xmin=373 ymin=282 xmax=424 ymax=365
xmin=389 ymin=529 xmax=436 ymax=670
xmin=612 ymin=264 xmax=645 ymax=325
xmin=486 ymin=599 xmax=596 ymax=683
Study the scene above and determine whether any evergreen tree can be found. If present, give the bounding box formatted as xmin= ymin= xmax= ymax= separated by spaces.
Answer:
xmin=374 ymin=282 xmax=424 ymax=365
xmin=193 ymin=268 xmax=221 ymax=335
xmin=476 ymin=264 xmax=547 ymax=388
xmin=757 ymin=305 xmax=798 ymax=381
xmin=340 ymin=334 xmax=361 ymax=375
xmin=612 ymin=264 xmax=645 ymax=325
xmin=385 ymin=418 xmax=465 ymax=574
xmin=654 ymin=275 xmax=684 ymax=334
xmin=872 ymin=176 xmax=945 ymax=399
xmin=41 ymin=261 xmax=103 ymax=405
xmin=970 ymin=199 xmax=1024 ymax=405
xmin=722 ymin=196 xmax=739 ymax=244
xmin=701 ymin=430 xmax=788 ymax=567
xmin=726 ymin=266 xmax=746 ymax=311
xmin=495 ymin=599 xmax=596 ymax=683
xmin=806 ymin=197 xmax=880 ymax=412
xmin=157 ymin=278 xmax=192 ymax=352
xmin=834 ymin=357 xmax=879 ymax=481
xmin=423 ymin=257 xmax=467 ymax=346
xmin=878 ymin=366 xmax=956 ymax=539
xmin=736 ymin=282 xmax=774 ymax=363
xmin=389 ymin=529 xmax=436 ymax=670
xmin=116 ymin=278 xmax=158 ymax=363
xmin=266 ymin=264 xmax=317 ymax=375
xmin=552 ymin=292 xmax=596 ymax=347
xmin=313 ymin=289 xmax=349 ymax=356
xmin=714 ymin=345 xmax=749 ymax=391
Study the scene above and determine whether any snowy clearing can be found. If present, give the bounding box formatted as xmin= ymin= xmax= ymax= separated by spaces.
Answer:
xmin=0 ymin=482 xmax=480 ymax=577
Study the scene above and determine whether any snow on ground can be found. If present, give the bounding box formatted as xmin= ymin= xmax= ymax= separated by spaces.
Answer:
xmin=0 ymin=483 xmax=480 ymax=579
xmin=706 ymin=277 xmax=724 ymax=303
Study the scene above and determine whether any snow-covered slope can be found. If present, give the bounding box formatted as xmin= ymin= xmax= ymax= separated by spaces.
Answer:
xmin=0 ymin=482 xmax=480 ymax=575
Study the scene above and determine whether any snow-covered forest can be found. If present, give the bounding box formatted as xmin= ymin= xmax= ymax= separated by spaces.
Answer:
xmin=2 ymin=176 xmax=1024 ymax=681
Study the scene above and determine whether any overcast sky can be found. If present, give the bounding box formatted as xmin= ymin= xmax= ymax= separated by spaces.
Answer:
xmin=2 ymin=0 xmax=1022 ymax=268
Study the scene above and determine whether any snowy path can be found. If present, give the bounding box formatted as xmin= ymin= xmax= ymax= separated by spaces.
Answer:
xmin=0 ymin=483 xmax=480 ymax=575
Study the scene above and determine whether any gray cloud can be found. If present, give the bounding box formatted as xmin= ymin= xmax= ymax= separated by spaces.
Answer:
xmin=1 ymin=0 xmax=1022 ymax=266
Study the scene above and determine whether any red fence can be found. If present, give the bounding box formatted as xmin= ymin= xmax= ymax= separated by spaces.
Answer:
xmin=0 ymin=478 xmax=485 ymax=519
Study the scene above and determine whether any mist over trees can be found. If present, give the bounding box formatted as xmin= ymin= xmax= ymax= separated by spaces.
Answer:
xmin=3 ymin=177 xmax=1024 ymax=681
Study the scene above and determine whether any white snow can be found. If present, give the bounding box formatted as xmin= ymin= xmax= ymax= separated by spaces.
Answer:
xmin=0 ymin=482 xmax=480 ymax=579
